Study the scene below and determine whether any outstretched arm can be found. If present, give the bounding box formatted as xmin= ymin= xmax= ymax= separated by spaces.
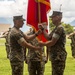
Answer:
xmin=39 ymin=37 xmax=58 ymax=47
xmin=43 ymin=30 xmax=50 ymax=40
xmin=24 ymin=29 xmax=42 ymax=41
xmin=18 ymin=37 xmax=41 ymax=50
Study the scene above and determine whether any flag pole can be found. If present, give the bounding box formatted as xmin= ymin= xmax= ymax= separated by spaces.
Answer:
xmin=38 ymin=0 xmax=42 ymax=61
xmin=38 ymin=1 xmax=41 ymax=23
xmin=38 ymin=0 xmax=42 ymax=41
xmin=37 ymin=0 xmax=48 ymax=61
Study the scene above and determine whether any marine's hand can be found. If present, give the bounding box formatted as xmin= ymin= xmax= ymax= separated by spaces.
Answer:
xmin=38 ymin=41 xmax=45 ymax=46
xmin=38 ymin=24 xmax=44 ymax=31
xmin=35 ymin=46 xmax=42 ymax=50
xmin=35 ymin=29 xmax=42 ymax=36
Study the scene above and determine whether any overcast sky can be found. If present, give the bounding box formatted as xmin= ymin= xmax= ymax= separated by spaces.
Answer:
xmin=0 ymin=0 xmax=75 ymax=31
xmin=0 ymin=0 xmax=75 ymax=23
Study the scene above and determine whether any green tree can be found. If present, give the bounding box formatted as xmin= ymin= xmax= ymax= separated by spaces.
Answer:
xmin=49 ymin=18 xmax=55 ymax=31
xmin=62 ymin=22 xmax=73 ymax=34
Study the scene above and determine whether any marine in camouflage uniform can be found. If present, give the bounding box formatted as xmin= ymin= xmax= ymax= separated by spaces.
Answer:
xmin=49 ymin=25 xmax=67 ymax=75
xmin=0 ymin=28 xmax=11 ymax=59
xmin=8 ymin=15 xmax=41 ymax=75
xmin=68 ymin=32 xmax=75 ymax=58
xmin=39 ymin=11 xmax=67 ymax=75
xmin=26 ymin=28 xmax=47 ymax=75
xmin=9 ymin=27 xmax=25 ymax=75
xmin=5 ymin=28 xmax=11 ymax=59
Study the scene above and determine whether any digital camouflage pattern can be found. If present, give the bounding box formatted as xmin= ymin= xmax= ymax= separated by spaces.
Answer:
xmin=27 ymin=38 xmax=46 ymax=61
xmin=69 ymin=34 xmax=75 ymax=58
xmin=10 ymin=61 xmax=24 ymax=75
xmin=0 ymin=28 xmax=11 ymax=59
xmin=9 ymin=27 xmax=25 ymax=75
xmin=49 ymin=25 xmax=67 ymax=75
xmin=27 ymin=30 xmax=47 ymax=62
xmin=26 ymin=30 xmax=46 ymax=75
xmin=28 ymin=61 xmax=45 ymax=75
xmin=5 ymin=30 xmax=11 ymax=59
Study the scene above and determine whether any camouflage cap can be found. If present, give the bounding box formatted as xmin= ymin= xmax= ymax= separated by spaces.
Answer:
xmin=50 ymin=11 xmax=62 ymax=18
xmin=13 ymin=15 xmax=25 ymax=21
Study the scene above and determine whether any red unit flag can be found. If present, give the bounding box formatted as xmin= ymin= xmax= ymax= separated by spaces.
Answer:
xmin=27 ymin=0 xmax=51 ymax=42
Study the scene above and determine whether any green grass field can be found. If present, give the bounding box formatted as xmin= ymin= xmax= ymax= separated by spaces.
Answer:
xmin=0 ymin=38 xmax=75 ymax=75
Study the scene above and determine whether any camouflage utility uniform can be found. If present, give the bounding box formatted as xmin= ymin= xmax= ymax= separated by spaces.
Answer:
xmin=0 ymin=28 xmax=11 ymax=59
xmin=49 ymin=25 xmax=67 ymax=75
xmin=26 ymin=31 xmax=46 ymax=75
xmin=69 ymin=34 xmax=75 ymax=58
xmin=5 ymin=34 xmax=10 ymax=58
xmin=5 ymin=29 xmax=11 ymax=59
xmin=9 ymin=27 xmax=25 ymax=75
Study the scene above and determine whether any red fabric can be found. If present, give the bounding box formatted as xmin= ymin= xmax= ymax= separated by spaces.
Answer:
xmin=27 ymin=0 xmax=51 ymax=42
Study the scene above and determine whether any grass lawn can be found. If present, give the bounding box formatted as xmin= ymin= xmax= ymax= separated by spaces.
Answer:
xmin=0 ymin=38 xmax=75 ymax=75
